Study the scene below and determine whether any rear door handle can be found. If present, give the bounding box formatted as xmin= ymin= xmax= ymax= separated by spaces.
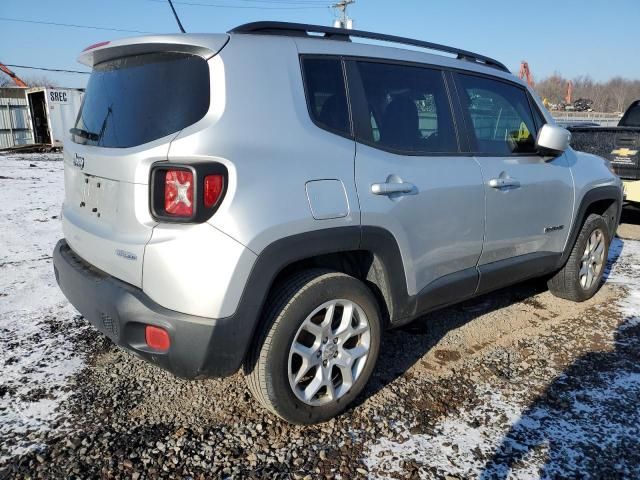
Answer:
xmin=489 ymin=178 xmax=521 ymax=189
xmin=371 ymin=182 xmax=415 ymax=195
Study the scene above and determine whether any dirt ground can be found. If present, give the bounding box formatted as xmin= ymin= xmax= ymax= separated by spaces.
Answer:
xmin=1 ymin=153 xmax=640 ymax=479
xmin=618 ymin=204 xmax=640 ymax=240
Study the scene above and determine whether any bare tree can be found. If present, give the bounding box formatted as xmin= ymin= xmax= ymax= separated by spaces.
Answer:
xmin=607 ymin=77 xmax=630 ymax=113
xmin=0 ymin=71 xmax=57 ymax=88
xmin=22 ymin=75 xmax=57 ymax=88
xmin=536 ymin=72 xmax=567 ymax=105
xmin=534 ymin=74 xmax=640 ymax=113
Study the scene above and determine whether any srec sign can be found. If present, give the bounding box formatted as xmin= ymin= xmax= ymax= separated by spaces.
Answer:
xmin=49 ymin=90 xmax=68 ymax=103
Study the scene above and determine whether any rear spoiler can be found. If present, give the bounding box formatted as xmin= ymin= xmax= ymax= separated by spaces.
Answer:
xmin=78 ymin=33 xmax=230 ymax=67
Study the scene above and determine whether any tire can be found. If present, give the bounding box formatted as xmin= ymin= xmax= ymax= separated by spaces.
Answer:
xmin=547 ymin=213 xmax=610 ymax=302
xmin=244 ymin=269 xmax=382 ymax=424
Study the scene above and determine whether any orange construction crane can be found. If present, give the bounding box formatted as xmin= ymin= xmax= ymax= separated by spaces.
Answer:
xmin=565 ymin=80 xmax=573 ymax=105
xmin=0 ymin=62 xmax=28 ymax=87
xmin=518 ymin=61 xmax=534 ymax=87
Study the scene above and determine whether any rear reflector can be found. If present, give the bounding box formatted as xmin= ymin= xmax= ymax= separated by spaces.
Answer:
xmin=204 ymin=174 xmax=224 ymax=208
xmin=145 ymin=326 xmax=170 ymax=351
xmin=164 ymin=169 xmax=194 ymax=217
xmin=82 ymin=40 xmax=111 ymax=52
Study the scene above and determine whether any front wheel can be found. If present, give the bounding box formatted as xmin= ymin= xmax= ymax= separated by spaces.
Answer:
xmin=244 ymin=269 xmax=381 ymax=424
xmin=548 ymin=213 xmax=610 ymax=302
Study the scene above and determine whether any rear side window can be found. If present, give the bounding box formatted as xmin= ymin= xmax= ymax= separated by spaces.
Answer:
xmin=351 ymin=61 xmax=458 ymax=154
xmin=456 ymin=74 xmax=538 ymax=155
xmin=301 ymin=57 xmax=351 ymax=137
xmin=620 ymin=101 xmax=640 ymax=127
xmin=73 ymin=52 xmax=209 ymax=148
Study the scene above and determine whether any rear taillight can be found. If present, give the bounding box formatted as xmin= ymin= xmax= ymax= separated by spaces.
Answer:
xmin=164 ymin=169 xmax=194 ymax=217
xmin=150 ymin=162 xmax=227 ymax=223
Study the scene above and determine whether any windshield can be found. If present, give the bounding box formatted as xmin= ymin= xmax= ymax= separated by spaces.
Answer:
xmin=620 ymin=101 xmax=640 ymax=127
xmin=72 ymin=52 xmax=209 ymax=148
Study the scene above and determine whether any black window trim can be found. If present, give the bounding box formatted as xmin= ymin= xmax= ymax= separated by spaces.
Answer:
xmin=299 ymin=54 xmax=355 ymax=142
xmin=343 ymin=55 xmax=463 ymax=157
xmin=452 ymin=70 xmax=544 ymax=158
xmin=299 ymin=52 xmax=548 ymax=158
xmin=526 ymin=91 xmax=548 ymax=132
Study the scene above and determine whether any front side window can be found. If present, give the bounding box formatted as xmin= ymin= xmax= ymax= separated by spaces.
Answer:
xmin=457 ymin=74 xmax=538 ymax=155
xmin=352 ymin=61 xmax=458 ymax=154
xmin=301 ymin=57 xmax=351 ymax=137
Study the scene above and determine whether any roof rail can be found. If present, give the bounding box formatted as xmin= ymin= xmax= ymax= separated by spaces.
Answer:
xmin=229 ymin=21 xmax=510 ymax=73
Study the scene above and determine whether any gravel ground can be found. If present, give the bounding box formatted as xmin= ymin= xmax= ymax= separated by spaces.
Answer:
xmin=1 ymin=153 xmax=640 ymax=479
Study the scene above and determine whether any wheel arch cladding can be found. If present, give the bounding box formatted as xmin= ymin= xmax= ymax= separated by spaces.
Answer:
xmin=229 ymin=226 xmax=411 ymax=371
xmin=559 ymin=185 xmax=622 ymax=269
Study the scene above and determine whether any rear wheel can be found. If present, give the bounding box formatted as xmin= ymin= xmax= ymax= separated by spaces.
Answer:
xmin=548 ymin=213 xmax=610 ymax=302
xmin=244 ymin=269 xmax=381 ymax=424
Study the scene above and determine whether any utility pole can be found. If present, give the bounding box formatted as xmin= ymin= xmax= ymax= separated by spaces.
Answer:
xmin=333 ymin=0 xmax=354 ymax=29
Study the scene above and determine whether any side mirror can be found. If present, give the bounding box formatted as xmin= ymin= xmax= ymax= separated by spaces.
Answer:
xmin=536 ymin=124 xmax=571 ymax=156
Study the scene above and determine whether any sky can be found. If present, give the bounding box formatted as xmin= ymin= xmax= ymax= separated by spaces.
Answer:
xmin=1 ymin=0 xmax=638 ymax=88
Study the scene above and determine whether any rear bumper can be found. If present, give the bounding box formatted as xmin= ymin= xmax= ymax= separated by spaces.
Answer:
xmin=623 ymin=179 xmax=640 ymax=203
xmin=53 ymin=239 xmax=247 ymax=378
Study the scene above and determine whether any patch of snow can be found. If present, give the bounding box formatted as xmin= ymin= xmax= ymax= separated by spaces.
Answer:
xmin=0 ymin=153 xmax=88 ymax=461
xmin=606 ymin=237 xmax=640 ymax=328
xmin=364 ymin=236 xmax=640 ymax=479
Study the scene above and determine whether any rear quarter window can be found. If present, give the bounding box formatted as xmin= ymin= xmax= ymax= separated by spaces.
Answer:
xmin=300 ymin=57 xmax=351 ymax=137
xmin=73 ymin=52 xmax=209 ymax=148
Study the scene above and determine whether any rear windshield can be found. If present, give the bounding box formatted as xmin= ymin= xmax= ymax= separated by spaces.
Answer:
xmin=72 ymin=52 xmax=209 ymax=148
xmin=620 ymin=101 xmax=640 ymax=127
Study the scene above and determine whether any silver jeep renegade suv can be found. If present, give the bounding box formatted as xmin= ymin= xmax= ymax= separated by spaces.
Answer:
xmin=53 ymin=22 xmax=622 ymax=424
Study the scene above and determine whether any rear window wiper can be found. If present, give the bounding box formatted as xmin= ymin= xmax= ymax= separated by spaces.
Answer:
xmin=69 ymin=127 xmax=100 ymax=142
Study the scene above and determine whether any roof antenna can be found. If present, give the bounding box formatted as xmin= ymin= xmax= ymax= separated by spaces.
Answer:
xmin=167 ymin=0 xmax=186 ymax=33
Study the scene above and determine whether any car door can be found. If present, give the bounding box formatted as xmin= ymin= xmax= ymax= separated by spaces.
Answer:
xmin=347 ymin=60 xmax=485 ymax=315
xmin=453 ymin=72 xmax=574 ymax=292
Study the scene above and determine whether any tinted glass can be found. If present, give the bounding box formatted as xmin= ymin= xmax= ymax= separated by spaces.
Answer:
xmin=620 ymin=101 xmax=640 ymax=127
xmin=457 ymin=74 xmax=538 ymax=155
xmin=353 ymin=61 xmax=457 ymax=154
xmin=73 ymin=52 xmax=209 ymax=148
xmin=301 ymin=58 xmax=351 ymax=136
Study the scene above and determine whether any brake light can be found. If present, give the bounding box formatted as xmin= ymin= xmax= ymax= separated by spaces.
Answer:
xmin=145 ymin=326 xmax=170 ymax=351
xmin=164 ymin=169 xmax=193 ymax=217
xmin=204 ymin=174 xmax=224 ymax=208
xmin=82 ymin=40 xmax=110 ymax=52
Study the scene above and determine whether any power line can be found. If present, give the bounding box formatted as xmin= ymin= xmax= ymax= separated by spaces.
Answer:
xmin=0 ymin=17 xmax=153 ymax=34
xmin=145 ymin=0 xmax=331 ymax=9
xmin=3 ymin=64 xmax=91 ymax=75
xmin=180 ymin=0 xmax=330 ymax=3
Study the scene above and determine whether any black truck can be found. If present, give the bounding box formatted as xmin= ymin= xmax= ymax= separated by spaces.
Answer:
xmin=569 ymin=101 xmax=640 ymax=204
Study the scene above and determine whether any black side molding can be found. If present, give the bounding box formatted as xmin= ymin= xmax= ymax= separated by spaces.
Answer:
xmin=476 ymin=252 xmax=560 ymax=296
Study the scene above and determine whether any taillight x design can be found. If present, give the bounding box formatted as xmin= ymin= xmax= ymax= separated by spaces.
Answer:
xmin=150 ymin=162 xmax=227 ymax=223
xmin=165 ymin=170 xmax=194 ymax=216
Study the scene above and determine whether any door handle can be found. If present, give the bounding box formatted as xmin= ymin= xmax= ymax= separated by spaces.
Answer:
xmin=371 ymin=182 xmax=415 ymax=195
xmin=489 ymin=178 xmax=521 ymax=189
